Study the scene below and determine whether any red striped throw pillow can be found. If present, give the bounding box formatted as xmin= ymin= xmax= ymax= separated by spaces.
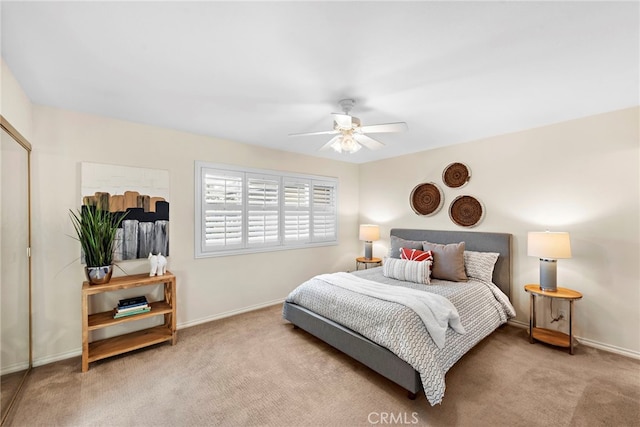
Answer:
xmin=400 ymin=248 xmax=433 ymax=262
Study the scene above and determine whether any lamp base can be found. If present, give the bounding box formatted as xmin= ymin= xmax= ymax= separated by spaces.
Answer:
xmin=539 ymin=259 xmax=558 ymax=292
xmin=364 ymin=241 xmax=373 ymax=260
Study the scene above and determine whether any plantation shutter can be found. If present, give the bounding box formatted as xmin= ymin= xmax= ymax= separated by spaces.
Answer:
xmin=196 ymin=161 xmax=338 ymax=257
xmin=312 ymin=180 xmax=337 ymax=242
xmin=283 ymin=179 xmax=310 ymax=244
xmin=247 ymin=174 xmax=280 ymax=247
xmin=202 ymin=168 xmax=243 ymax=250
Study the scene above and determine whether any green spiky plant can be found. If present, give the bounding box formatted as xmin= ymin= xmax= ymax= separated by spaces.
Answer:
xmin=69 ymin=206 xmax=128 ymax=267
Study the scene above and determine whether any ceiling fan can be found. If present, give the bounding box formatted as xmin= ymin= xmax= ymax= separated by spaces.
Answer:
xmin=289 ymin=99 xmax=408 ymax=153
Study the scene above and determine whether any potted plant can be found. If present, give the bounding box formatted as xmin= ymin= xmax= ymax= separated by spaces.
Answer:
xmin=69 ymin=206 xmax=128 ymax=285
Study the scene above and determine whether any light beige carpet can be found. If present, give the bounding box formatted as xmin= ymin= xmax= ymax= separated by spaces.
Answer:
xmin=5 ymin=304 xmax=639 ymax=426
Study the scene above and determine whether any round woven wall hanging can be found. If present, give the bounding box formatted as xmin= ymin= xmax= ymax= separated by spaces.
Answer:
xmin=442 ymin=162 xmax=471 ymax=188
xmin=449 ymin=195 xmax=484 ymax=227
xmin=410 ymin=182 xmax=444 ymax=216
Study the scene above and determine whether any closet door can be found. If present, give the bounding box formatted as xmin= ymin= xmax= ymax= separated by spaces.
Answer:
xmin=1 ymin=117 xmax=32 ymax=425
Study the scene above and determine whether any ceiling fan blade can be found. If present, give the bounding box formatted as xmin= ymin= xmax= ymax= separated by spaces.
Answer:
xmin=353 ymin=134 xmax=385 ymax=151
xmin=319 ymin=135 xmax=341 ymax=151
xmin=332 ymin=113 xmax=352 ymax=129
xmin=358 ymin=122 xmax=408 ymax=134
xmin=289 ymin=130 xmax=339 ymax=137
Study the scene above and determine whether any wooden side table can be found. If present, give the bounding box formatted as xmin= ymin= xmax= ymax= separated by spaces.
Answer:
xmin=524 ymin=284 xmax=582 ymax=354
xmin=356 ymin=257 xmax=382 ymax=270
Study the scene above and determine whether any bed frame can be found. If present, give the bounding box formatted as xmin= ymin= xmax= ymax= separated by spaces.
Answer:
xmin=283 ymin=228 xmax=512 ymax=399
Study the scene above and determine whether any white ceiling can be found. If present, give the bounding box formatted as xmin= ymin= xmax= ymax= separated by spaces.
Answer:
xmin=1 ymin=1 xmax=638 ymax=164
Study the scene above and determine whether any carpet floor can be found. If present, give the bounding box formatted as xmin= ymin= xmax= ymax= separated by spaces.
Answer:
xmin=4 ymin=304 xmax=639 ymax=426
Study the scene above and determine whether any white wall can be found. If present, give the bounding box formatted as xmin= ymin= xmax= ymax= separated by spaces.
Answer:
xmin=0 ymin=57 xmax=361 ymax=365
xmin=27 ymin=105 xmax=361 ymax=364
xmin=0 ymin=60 xmax=33 ymax=140
xmin=1 ymin=60 xmax=34 ymax=373
xmin=0 ymin=58 xmax=32 ymax=141
xmin=3 ymin=57 xmax=639 ymax=362
xmin=359 ymin=107 xmax=640 ymax=356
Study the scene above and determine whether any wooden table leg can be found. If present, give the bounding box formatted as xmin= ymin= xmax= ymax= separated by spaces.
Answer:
xmin=529 ymin=293 xmax=535 ymax=343
xmin=569 ymin=300 xmax=574 ymax=355
xmin=81 ymin=291 xmax=89 ymax=372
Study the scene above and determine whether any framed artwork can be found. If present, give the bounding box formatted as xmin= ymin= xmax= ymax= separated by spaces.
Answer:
xmin=80 ymin=162 xmax=170 ymax=261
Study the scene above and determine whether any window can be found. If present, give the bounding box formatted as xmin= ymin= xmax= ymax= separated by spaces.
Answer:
xmin=195 ymin=162 xmax=338 ymax=257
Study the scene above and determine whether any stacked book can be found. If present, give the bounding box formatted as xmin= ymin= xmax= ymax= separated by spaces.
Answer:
xmin=114 ymin=296 xmax=150 ymax=319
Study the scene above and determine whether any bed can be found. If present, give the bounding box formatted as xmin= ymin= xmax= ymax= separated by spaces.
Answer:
xmin=282 ymin=228 xmax=514 ymax=405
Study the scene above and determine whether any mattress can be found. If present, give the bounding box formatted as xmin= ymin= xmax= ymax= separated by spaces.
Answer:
xmin=284 ymin=267 xmax=515 ymax=405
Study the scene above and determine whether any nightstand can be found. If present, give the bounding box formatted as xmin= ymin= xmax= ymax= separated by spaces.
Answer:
xmin=356 ymin=257 xmax=382 ymax=270
xmin=524 ymin=284 xmax=583 ymax=354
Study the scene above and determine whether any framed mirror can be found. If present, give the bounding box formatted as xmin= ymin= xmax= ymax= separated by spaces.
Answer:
xmin=1 ymin=116 xmax=32 ymax=425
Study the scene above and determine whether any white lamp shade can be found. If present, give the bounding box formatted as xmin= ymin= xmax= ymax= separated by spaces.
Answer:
xmin=359 ymin=224 xmax=380 ymax=241
xmin=527 ymin=231 xmax=572 ymax=259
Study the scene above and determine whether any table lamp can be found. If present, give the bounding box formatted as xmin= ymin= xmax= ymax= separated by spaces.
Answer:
xmin=527 ymin=231 xmax=572 ymax=292
xmin=359 ymin=224 xmax=380 ymax=260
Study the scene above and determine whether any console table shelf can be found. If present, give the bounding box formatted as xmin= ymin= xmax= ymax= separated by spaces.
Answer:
xmin=82 ymin=272 xmax=177 ymax=372
xmin=88 ymin=301 xmax=173 ymax=330
xmin=87 ymin=325 xmax=174 ymax=363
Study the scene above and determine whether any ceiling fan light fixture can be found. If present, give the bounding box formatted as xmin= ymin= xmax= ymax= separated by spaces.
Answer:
xmin=331 ymin=134 xmax=361 ymax=153
xmin=290 ymin=98 xmax=407 ymax=154
xmin=333 ymin=116 xmax=360 ymax=131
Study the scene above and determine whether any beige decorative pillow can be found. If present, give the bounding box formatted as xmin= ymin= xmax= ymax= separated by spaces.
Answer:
xmin=422 ymin=241 xmax=468 ymax=282
xmin=464 ymin=250 xmax=499 ymax=283
xmin=382 ymin=257 xmax=431 ymax=285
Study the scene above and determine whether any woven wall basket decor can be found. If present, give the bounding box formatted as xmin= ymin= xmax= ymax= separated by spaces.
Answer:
xmin=449 ymin=195 xmax=484 ymax=227
xmin=410 ymin=182 xmax=444 ymax=216
xmin=442 ymin=162 xmax=471 ymax=188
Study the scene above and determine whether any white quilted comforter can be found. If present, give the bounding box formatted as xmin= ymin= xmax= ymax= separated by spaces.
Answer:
xmin=284 ymin=267 xmax=515 ymax=405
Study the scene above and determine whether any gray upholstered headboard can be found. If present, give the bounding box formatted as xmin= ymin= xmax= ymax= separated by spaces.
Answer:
xmin=390 ymin=229 xmax=512 ymax=299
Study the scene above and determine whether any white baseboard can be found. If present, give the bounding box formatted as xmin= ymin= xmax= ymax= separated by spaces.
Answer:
xmin=178 ymin=298 xmax=285 ymax=329
xmin=33 ymin=349 xmax=81 ymax=368
xmin=1 ymin=361 xmax=31 ymax=376
xmin=32 ymin=298 xmax=286 ymax=367
xmin=507 ymin=319 xmax=528 ymax=329
xmin=576 ymin=337 xmax=640 ymax=360
xmin=33 ymin=303 xmax=638 ymax=367
xmin=507 ymin=319 xmax=640 ymax=360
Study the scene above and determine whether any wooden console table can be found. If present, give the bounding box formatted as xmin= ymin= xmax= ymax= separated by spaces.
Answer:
xmin=81 ymin=272 xmax=177 ymax=372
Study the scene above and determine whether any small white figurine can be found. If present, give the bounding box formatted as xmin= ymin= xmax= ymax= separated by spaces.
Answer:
xmin=157 ymin=253 xmax=167 ymax=275
xmin=148 ymin=252 xmax=158 ymax=276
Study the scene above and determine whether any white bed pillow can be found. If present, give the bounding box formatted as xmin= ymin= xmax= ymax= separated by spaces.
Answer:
xmin=464 ymin=250 xmax=500 ymax=283
xmin=382 ymin=257 xmax=432 ymax=285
